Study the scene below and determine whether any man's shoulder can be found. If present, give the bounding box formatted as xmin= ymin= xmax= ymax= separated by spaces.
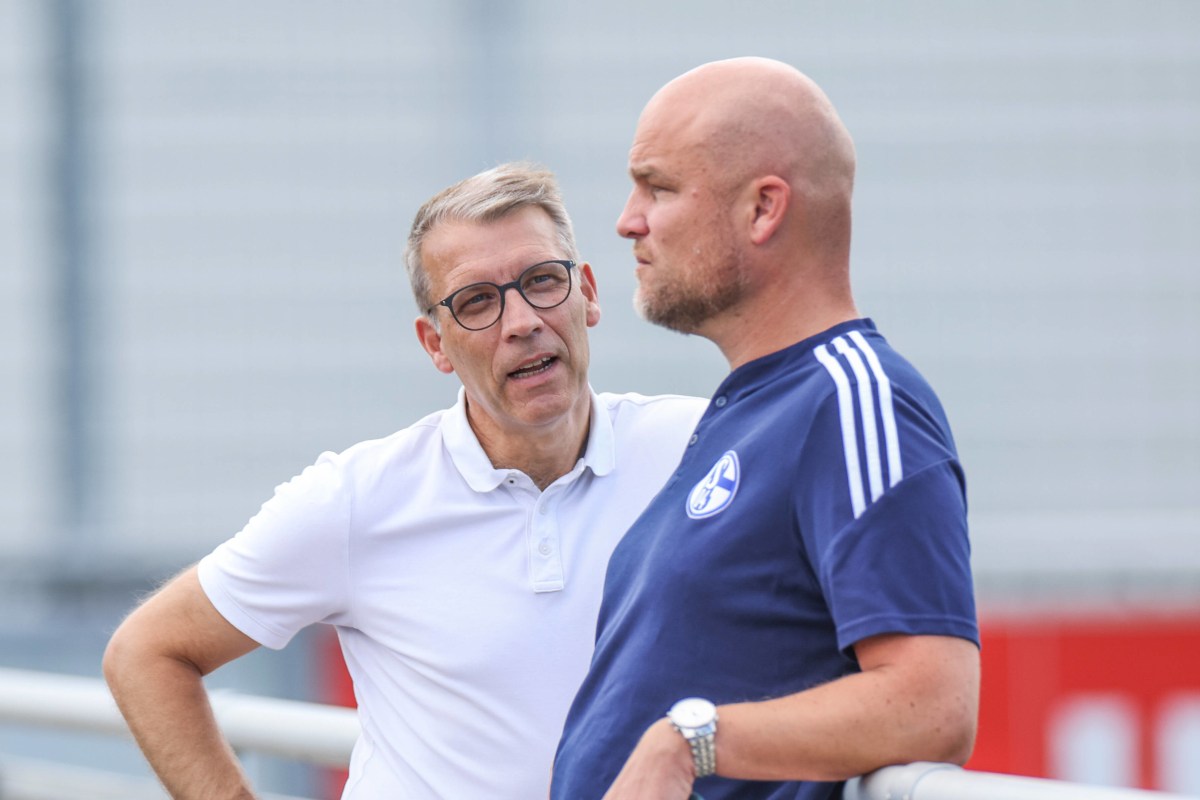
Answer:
xmin=324 ymin=405 xmax=453 ymax=474
xmin=596 ymin=391 xmax=708 ymax=430
xmin=804 ymin=324 xmax=936 ymax=401
xmin=596 ymin=390 xmax=708 ymax=414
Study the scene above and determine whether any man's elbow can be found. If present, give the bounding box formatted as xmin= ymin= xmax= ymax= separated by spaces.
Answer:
xmin=103 ymin=609 xmax=177 ymax=697
xmin=102 ymin=617 xmax=142 ymax=697
xmin=921 ymin=686 xmax=979 ymax=766
xmin=918 ymin=639 xmax=981 ymax=767
xmin=936 ymin=710 xmax=978 ymax=766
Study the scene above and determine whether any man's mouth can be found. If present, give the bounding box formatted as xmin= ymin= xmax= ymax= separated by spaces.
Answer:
xmin=508 ymin=356 xmax=557 ymax=379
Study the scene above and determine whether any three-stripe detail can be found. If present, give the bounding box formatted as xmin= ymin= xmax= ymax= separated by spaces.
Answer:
xmin=813 ymin=331 xmax=903 ymax=518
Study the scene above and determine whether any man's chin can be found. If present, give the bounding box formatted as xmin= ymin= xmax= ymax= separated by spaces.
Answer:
xmin=635 ymin=296 xmax=704 ymax=335
xmin=505 ymin=387 xmax=577 ymax=425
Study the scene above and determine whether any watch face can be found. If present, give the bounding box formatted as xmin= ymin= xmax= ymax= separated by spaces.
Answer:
xmin=671 ymin=697 xmax=716 ymax=727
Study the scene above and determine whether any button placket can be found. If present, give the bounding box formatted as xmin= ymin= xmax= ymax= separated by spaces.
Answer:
xmin=690 ymin=395 xmax=729 ymax=449
xmin=529 ymin=492 xmax=564 ymax=591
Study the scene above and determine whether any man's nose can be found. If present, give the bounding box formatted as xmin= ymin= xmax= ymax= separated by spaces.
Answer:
xmin=498 ymin=286 xmax=544 ymax=337
xmin=616 ymin=193 xmax=647 ymax=239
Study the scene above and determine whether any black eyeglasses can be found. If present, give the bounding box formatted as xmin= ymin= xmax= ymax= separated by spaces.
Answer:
xmin=429 ymin=259 xmax=577 ymax=331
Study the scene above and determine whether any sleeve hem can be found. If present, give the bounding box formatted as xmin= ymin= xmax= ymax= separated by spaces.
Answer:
xmin=836 ymin=614 xmax=981 ymax=655
xmin=196 ymin=556 xmax=294 ymax=651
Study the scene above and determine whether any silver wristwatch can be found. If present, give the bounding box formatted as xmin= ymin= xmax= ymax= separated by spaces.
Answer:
xmin=667 ymin=697 xmax=718 ymax=778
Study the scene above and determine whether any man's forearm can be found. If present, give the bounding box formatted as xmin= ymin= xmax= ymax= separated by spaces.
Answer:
xmin=599 ymin=635 xmax=979 ymax=799
xmin=714 ymin=663 xmax=975 ymax=782
xmin=104 ymin=567 xmax=262 ymax=800
xmin=104 ymin=648 xmax=255 ymax=800
xmin=713 ymin=635 xmax=978 ymax=782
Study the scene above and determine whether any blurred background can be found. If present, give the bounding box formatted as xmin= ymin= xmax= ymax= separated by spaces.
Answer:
xmin=1 ymin=0 xmax=1197 ymax=796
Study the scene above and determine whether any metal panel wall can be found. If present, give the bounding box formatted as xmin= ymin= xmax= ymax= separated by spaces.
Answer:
xmin=0 ymin=0 xmax=1196 ymax=610
xmin=0 ymin=0 xmax=54 ymax=557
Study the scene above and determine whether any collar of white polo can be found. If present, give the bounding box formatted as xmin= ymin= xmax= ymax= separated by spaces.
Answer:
xmin=441 ymin=387 xmax=615 ymax=493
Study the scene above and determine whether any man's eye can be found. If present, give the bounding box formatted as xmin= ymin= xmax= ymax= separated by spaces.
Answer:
xmin=456 ymin=288 xmax=497 ymax=311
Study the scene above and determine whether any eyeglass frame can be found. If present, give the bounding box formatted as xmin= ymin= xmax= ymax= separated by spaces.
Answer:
xmin=427 ymin=259 xmax=578 ymax=331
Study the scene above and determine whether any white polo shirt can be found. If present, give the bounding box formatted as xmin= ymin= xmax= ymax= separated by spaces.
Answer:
xmin=197 ymin=389 xmax=707 ymax=799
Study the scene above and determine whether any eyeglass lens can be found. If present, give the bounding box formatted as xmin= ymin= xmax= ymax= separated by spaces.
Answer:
xmin=450 ymin=260 xmax=572 ymax=330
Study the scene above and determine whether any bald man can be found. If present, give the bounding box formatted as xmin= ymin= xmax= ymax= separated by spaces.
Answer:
xmin=551 ymin=58 xmax=980 ymax=800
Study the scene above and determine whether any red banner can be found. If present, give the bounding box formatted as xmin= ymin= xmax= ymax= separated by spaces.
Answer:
xmin=970 ymin=612 xmax=1200 ymax=792
xmin=320 ymin=611 xmax=1200 ymax=795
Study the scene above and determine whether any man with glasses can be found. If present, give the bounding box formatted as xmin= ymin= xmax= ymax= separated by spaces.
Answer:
xmin=552 ymin=58 xmax=980 ymax=799
xmin=104 ymin=163 xmax=706 ymax=799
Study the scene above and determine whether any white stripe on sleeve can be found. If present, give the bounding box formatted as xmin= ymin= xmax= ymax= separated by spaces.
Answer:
xmin=813 ymin=343 xmax=866 ymax=518
xmin=832 ymin=336 xmax=884 ymax=503
xmin=847 ymin=329 xmax=903 ymax=486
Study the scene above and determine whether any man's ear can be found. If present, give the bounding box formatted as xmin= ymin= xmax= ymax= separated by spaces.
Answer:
xmin=578 ymin=262 xmax=602 ymax=328
xmin=748 ymin=176 xmax=790 ymax=246
xmin=415 ymin=316 xmax=455 ymax=375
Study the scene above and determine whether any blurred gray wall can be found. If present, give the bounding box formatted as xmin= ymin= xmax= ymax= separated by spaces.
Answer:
xmin=1 ymin=0 xmax=1198 ymax=675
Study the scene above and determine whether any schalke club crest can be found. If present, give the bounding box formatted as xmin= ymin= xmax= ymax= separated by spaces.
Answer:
xmin=686 ymin=450 xmax=740 ymax=519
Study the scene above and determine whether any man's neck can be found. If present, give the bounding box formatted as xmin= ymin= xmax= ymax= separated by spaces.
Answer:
xmin=469 ymin=400 xmax=592 ymax=492
xmin=704 ymin=276 xmax=859 ymax=370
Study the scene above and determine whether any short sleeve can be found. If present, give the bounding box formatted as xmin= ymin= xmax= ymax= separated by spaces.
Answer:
xmin=796 ymin=390 xmax=978 ymax=654
xmin=197 ymin=452 xmax=353 ymax=650
xmin=822 ymin=461 xmax=977 ymax=652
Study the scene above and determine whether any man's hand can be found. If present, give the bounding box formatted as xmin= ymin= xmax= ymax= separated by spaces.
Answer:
xmin=602 ymin=717 xmax=696 ymax=799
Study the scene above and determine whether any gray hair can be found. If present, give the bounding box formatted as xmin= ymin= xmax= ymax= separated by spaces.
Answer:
xmin=404 ymin=162 xmax=580 ymax=317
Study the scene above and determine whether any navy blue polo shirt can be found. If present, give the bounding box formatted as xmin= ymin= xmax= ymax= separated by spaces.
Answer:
xmin=552 ymin=319 xmax=978 ymax=800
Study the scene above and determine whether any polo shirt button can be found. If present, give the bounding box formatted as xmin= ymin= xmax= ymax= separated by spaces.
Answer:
xmin=688 ymin=434 xmax=698 ymax=446
xmin=714 ymin=396 xmax=727 ymax=408
xmin=538 ymin=505 xmax=548 ymax=515
xmin=538 ymin=539 xmax=552 ymax=556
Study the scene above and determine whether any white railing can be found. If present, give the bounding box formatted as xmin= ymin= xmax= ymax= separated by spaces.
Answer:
xmin=1 ymin=668 xmax=1196 ymax=800
xmin=0 ymin=666 xmax=359 ymax=767
xmin=0 ymin=753 xmax=314 ymax=800
xmin=846 ymin=761 xmax=1198 ymax=800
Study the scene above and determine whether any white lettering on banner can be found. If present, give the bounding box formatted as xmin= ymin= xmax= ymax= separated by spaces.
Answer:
xmin=1047 ymin=692 xmax=1200 ymax=793
xmin=1049 ymin=695 xmax=1138 ymax=787
xmin=1158 ymin=693 xmax=1200 ymax=795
